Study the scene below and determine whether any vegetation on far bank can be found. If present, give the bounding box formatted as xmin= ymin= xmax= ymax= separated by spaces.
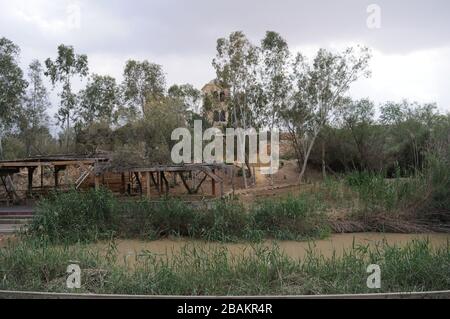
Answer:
xmin=23 ymin=152 xmax=449 ymax=245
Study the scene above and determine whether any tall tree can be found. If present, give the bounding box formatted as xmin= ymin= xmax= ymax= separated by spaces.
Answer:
xmin=78 ymin=74 xmax=120 ymax=125
xmin=122 ymin=60 xmax=166 ymax=115
xmin=381 ymin=100 xmax=439 ymax=172
xmin=45 ymin=44 xmax=88 ymax=152
xmin=213 ymin=31 xmax=259 ymax=187
xmin=285 ymin=46 xmax=371 ymax=181
xmin=338 ymin=98 xmax=375 ymax=170
xmin=259 ymin=31 xmax=291 ymax=130
xmin=259 ymin=31 xmax=291 ymax=185
xmin=0 ymin=37 xmax=28 ymax=159
xmin=19 ymin=60 xmax=50 ymax=156
xmin=168 ymin=84 xmax=201 ymax=113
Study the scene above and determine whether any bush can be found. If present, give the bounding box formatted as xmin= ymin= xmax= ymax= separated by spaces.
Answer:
xmin=416 ymin=156 xmax=450 ymax=222
xmin=119 ymin=198 xmax=197 ymax=239
xmin=28 ymin=188 xmax=118 ymax=244
xmin=345 ymin=171 xmax=422 ymax=215
xmin=28 ymin=185 xmax=336 ymax=244
xmin=196 ymin=199 xmax=249 ymax=242
xmin=250 ymin=194 xmax=329 ymax=240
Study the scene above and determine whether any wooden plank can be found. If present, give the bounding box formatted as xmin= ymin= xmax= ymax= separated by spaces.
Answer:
xmin=193 ymin=173 xmax=208 ymax=194
xmin=178 ymin=172 xmax=193 ymax=194
xmin=200 ymin=167 xmax=224 ymax=197
xmin=161 ymin=172 xmax=169 ymax=195
xmin=150 ymin=172 xmax=158 ymax=189
xmin=0 ymin=160 xmax=97 ymax=168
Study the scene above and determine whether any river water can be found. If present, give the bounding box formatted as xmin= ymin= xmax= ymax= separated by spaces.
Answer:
xmin=91 ymin=233 xmax=450 ymax=265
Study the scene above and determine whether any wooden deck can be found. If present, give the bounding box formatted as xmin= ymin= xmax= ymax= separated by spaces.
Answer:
xmin=0 ymin=156 xmax=234 ymax=201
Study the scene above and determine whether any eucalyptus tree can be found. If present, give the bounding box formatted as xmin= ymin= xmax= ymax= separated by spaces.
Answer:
xmin=259 ymin=31 xmax=291 ymax=130
xmin=78 ymin=74 xmax=120 ymax=126
xmin=338 ymin=98 xmax=376 ymax=170
xmin=122 ymin=60 xmax=166 ymax=115
xmin=213 ymin=31 xmax=260 ymax=129
xmin=285 ymin=46 xmax=371 ymax=182
xmin=259 ymin=32 xmax=291 ymax=184
xmin=213 ymin=31 xmax=259 ymax=187
xmin=0 ymin=37 xmax=28 ymax=159
xmin=168 ymin=84 xmax=201 ymax=113
xmin=20 ymin=60 xmax=50 ymax=156
xmin=45 ymin=44 xmax=89 ymax=152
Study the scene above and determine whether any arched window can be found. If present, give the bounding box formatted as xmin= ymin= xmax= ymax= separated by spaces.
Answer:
xmin=213 ymin=111 xmax=220 ymax=122
xmin=219 ymin=91 xmax=226 ymax=102
xmin=220 ymin=110 xmax=226 ymax=122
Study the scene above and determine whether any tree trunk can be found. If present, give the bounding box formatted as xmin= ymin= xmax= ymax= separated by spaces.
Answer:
xmin=241 ymin=165 xmax=248 ymax=189
xmin=299 ymin=133 xmax=318 ymax=183
xmin=322 ymin=141 xmax=327 ymax=179
xmin=66 ymin=115 xmax=70 ymax=153
xmin=0 ymin=133 xmax=3 ymax=160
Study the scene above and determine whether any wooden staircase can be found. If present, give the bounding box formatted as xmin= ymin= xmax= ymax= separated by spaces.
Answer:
xmin=0 ymin=207 xmax=34 ymax=235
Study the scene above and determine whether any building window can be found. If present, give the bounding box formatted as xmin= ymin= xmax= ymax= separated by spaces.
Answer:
xmin=213 ymin=111 xmax=220 ymax=122
xmin=220 ymin=110 xmax=226 ymax=122
xmin=219 ymin=91 xmax=226 ymax=102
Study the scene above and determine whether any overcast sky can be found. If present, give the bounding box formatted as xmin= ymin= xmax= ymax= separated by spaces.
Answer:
xmin=1 ymin=0 xmax=449 ymax=125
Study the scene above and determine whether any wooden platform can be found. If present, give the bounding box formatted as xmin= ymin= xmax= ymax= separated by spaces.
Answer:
xmin=0 ymin=155 xmax=234 ymax=201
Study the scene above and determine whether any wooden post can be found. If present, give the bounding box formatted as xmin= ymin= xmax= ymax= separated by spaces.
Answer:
xmin=27 ymin=167 xmax=36 ymax=195
xmin=146 ymin=172 xmax=151 ymax=198
xmin=161 ymin=172 xmax=169 ymax=195
xmin=159 ymin=171 xmax=163 ymax=194
xmin=94 ymin=175 xmax=101 ymax=190
xmin=211 ymin=169 xmax=216 ymax=196
xmin=54 ymin=167 xmax=59 ymax=190
xmin=121 ymin=173 xmax=126 ymax=194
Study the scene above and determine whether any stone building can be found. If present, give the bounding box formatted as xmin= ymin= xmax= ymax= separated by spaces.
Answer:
xmin=201 ymin=80 xmax=230 ymax=127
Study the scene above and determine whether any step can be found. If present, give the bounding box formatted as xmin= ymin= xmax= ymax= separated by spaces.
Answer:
xmin=0 ymin=211 xmax=34 ymax=217
xmin=0 ymin=218 xmax=30 ymax=225
xmin=0 ymin=215 xmax=33 ymax=220
xmin=0 ymin=224 xmax=22 ymax=234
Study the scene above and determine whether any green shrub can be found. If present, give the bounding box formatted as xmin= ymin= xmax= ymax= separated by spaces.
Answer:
xmin=250 ymin=194 xmax=329 ymax=240
xmin=28 ymin=188 xmax=118 ymax=244
xmin=196 ymin=199 xmax=249 ymax=242
xmin=346 ymin=171 xmax=422 ymax=215
xmin=28 ymin=188 xmax=332 ymax=244
xmin=119 ymin=198 xmax=197 ymax=239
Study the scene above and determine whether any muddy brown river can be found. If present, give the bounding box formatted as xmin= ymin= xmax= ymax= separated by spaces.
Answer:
xmin=90 ymin=233 xmax=450 ymax=265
